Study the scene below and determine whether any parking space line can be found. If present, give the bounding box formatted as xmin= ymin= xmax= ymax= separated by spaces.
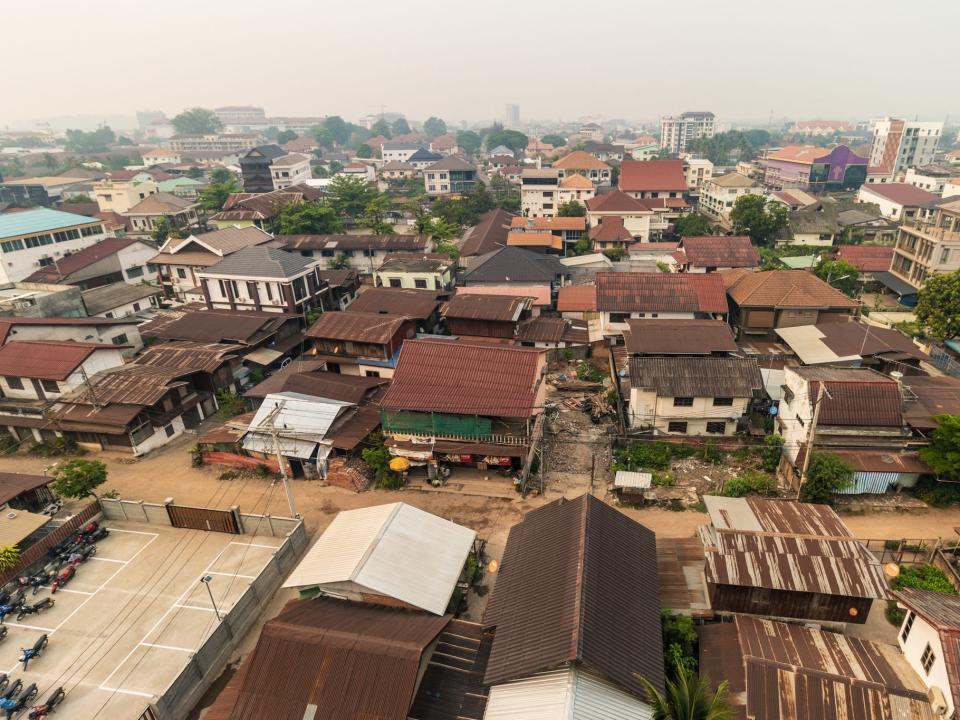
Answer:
xmin=55 ymin=588 xmax=93 ymax=596
xmin=3 ymin=621 xmax=55 ymax=632
xmin=174 ymin=603 xmax=216 ymax=612
xmin=87 ymin=557 xmax=126 ymax=564
xmin=204 ymin=571 xmax=256 ymax=579
xmin=98 ymin=686 xmax=155 ymax=699
xmin=107 ymin=528 xmax=160 ymax=537
xmin=140 ymin=641 xmax=194 ymax=653
xmin=229 ymin=541 xmax=278 ymax=550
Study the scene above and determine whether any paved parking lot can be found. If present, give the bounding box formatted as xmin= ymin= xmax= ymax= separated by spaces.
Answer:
xmin=0 ymin=521 xmax=284 ymax=719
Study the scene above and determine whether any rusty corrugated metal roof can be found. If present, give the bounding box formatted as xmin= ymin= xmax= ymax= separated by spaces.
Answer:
xmin=483 ymin=494 xmax=665 ymax=697
xmin=596 ymin=272 xmax=728 ymax=314
xmin=306 ymin=311 xmax=410 ymax=345
xmin=444 ymin=294 xmax=531 ymax=322
xmin=135 ymin=341 xmax=242 ymax=373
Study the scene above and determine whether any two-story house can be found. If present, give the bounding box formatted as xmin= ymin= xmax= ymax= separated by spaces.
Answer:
xmin=150 ymin=226 xmax=274 ymax=300
xmin=722 ymin=269 xmax=860 ymax=341
xmin=277 ymin=234 xmax=429 ymax=274
xmin=552 ymin=150 xmax=612 ymax=187
xmin=239 ymin=145 xmax=288 ymax=193
xmin=123 ymin=193 xmax=201 ymax=239
xmin=678 ymin=236 xmax=760 ymax=273
xmin=625 ymin=356 xmax=762 ymax=435
xmin=305 ymin=311 xmax=415 ymax=378
xmin=698 ymin=172 xmax=763 ymax=228
xmin=585 ymin=190 xmax=657 ymax=242
xmin=196 ymin=246 xmax=328 ymax=315
xmin=24 ymin=237 xmax=159 ymax=289
xmin=269 ymin=153 xmax=313 ymax=190
xmin=372 ymin=253 xmax=453 ymax=291
xmin=509 ymin=216 xmax=586 ymax=256
xmin=423 ymin=156 xmax=478 ymax=196
xmin=888 ymin=197 xmax=960 ymax=293
xmin=442 ymin=293 xmax=534 ymax=340
xmin=520 ymin=169 xmax=561 ymax=218
xmin=595 ymin=272 xmax=729 ymax=334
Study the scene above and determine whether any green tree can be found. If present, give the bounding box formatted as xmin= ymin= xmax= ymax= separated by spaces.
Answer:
xmin=485 ymin=127 xmax=528 ymax=154
xmin=274 ymin=201 xmax=343 ymax=235
xmin=456 ymin=130 xmax=483 ymax=155
xmin=814 ymin=258 xmax=860 ymax=297
xmin=323 ymin=116 xmax=350 ymax=146
xmin=171 ymin=107 xmax=223 ymax=134
xmin=328 ymin=174 xmax=376 ymax=219
xmin=64 ymin=127 xmax=116 ymax=153
xmin=216 ymin=389 xmax=245 ymax=419
xmin=661 ymin=611 xmax=699 ymax=676
xmin=199 ymin=174 xmax=241 ymax=211
xmin=151 ymin=217 xmax=173 ymax=244
xmin=429 ymin=218 xmax=461 ymax=240
xmin=920 ymin=415 xmax=960 ymax=480
xmin=327 ymin=253 xmax=351 ymax=270
xmin=638 ymin=662 xmax=733 ymax=720
xmin=276 ymin=129 xmax=298 ymax=145
xmin=541 ymin=134 xmax=566 ymax=147
xmin=210 ymin=167 xmax=233 ymax=184
xmin=573 ymin=236 xmax=591 ymax=255
xmin=730 ymin=195 xmax=788 ymax=247
xmin=391 ymin=118 xmax=411 ymax=136
xmin=432 ymin=242 xmax=460 ymax=260
xmin=557 ymin=200 xmax=586 ymax=217
xmin=50 ymin=458 xmax=108 ymax=499
xmin=916 ymin=270 xmax=960 ymax=340
xmin=674 ymin=212 xmax=715 ymax=237
xmin=117 ymin=135 xmax=134 ymax=146
xmin=370 ymin=118 xmax=392 ymax=139
xmin=313 ymin=125 xmax=334 ymax=149
xmin=362 ymin=195 xmax=395 ymax=234
xmin=185 ymin=166 xmax=203 ymax=179
xmin=423 ymin=117 xmax=447 ymax=140
xmin=0 ymin=545 xmax=20 ymax=572
xmin=800 ymin=452 xmax=854 ymax=504
xmin=355 ymin=143 xmax=373 ymax=159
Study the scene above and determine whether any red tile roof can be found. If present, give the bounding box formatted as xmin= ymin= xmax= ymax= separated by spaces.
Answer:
xmin=556 ymin=284 xmax=597 ymax=312
xmin=835 ymin=245 xmax=895 ymax=272
xmin=381 ymin=339 xmax=544 ymax=418
xmin=0 ymin=340 xmax=120 ymax=380
xmin=618 ymin=160 xmax=687 ymax=193
xmin=586 ymin=190 xmax=655 ymax=213
xmin=680 ymin=236 xmax=760 ymax=269
xmin=860 ymin=183 xmax=939 ymax=206
xmin=596 ymin=272 xmax=728 ymax=314
xmin=552 ymin=150 xmax=610 ymax=171
xmin=588 ymin=217 xmax=633 ymax=243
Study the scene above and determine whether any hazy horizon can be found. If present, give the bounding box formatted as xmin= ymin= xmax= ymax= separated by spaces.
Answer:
xmin=4 ymin=0 xmax=959 ymax=131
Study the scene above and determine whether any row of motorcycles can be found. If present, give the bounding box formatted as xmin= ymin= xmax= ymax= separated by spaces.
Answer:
xmin=0 ymin=521 xmax=109 ymax=718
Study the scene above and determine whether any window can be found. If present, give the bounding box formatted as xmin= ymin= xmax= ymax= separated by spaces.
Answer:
xmin=388 ymin=278 xmax=402 ymax=288
xmin=111 ymin=334 xmax=128 ymax=345
xmin=706 ymin=421 xmax=726 ymax=434
xmin=713 ymin=397 xmax=733 ymax=406
xmin=609 ymin=313 xmax=629 ymax=323
xmin=218 ymin=280 xmax=227 ymax=297
xmin=900 ymin=611 xmax=916 ymax=642
xmin=176 ymin=268 xmax=187 ymax=279
xmin=667 ymin=421 xmax=688 ymax=433
xmin=126 ymin=265 xmax=144 ymax=278
xmin=414 ymin=278 xmax=427 ymax=289
xmin=364 ymin=370 xmax=381 ymax=378
xmin=5 ymin=377 xmax=24 ymax=390
xmin=41 ymin=379 xmax=59 ymax=394
xmin=292 ymin=277 xmax=306 ymax=301
xmin=164 ymin=424 xmax=175 ymax=438
xmin=673 ymin=397 xmax=694 ymax=407
xmin=921 ymin=643 xmax=936 ymax=675
xmin=132 ymin=303 xmax=140 ymax=312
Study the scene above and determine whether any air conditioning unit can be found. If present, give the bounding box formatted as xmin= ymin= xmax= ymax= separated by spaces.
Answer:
xmin=928 ymin=686 xmax=948 ymax=716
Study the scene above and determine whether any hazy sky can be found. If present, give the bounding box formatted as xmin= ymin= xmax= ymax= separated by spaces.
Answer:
xmin=4 ymin=0 xmax=959 ymax=130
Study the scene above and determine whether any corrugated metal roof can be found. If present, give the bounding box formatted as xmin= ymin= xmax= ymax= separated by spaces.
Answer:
xmin=483 ymin=494 xmax=665 ymax=697
xmin=0 ymin=340 xmax=121 ymax=380
xmin=628 ymin=356 xmax=763 ymax=398
xmin=347 ymin=287 xmax=441 ymax=319
xmin=596 ymin=272 xmax=728 ymax=314
xmin=61 ymin=364 xmax=188 ymax=406
xmin=306 ymin=311 xmax=410 ymax=345
xmin=0 ymin=472 xmax=48 ymax=506
xmin=680 ymin=236 xmax=760 ymax=269
xmin=793 ymin=367 xmax=904 ymax=427
xmin=614 ymin=471 xmax=652 ymax=489
xmin=245 ymin=391 xmax=351 ymax=441
xmin=456 ymin=284 xmax=552 ymax=307
xmin=283 ymin=503 xmax=476 ymax=615
xmin=624 ymin=319 xmax=736 ymax=355
xmin=135 ymin=340 xmax=241 ymax=373
xmin=80 ymin=282 xmax=162 ymax=316
xmin=380 ymin=339 xmax=544 ymax=418
xmin=0 ymin=207 xmax=101 ymax=239
xmin=444 ymin=293 xmax=530 ymax=322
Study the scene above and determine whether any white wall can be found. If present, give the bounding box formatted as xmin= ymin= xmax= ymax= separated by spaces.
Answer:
xmin=602 ymin=311 xmax=694 ymax=334
xmin=3 ymin=323 xmax=142 ymax=356
xmin=0 ymin=225 xmax=111 ymax=284
xmin=898 ymin=612 xmax=953 ymax=718
xmin=777 ymin=368 xmax=810 ymax=464
xmin=628 ymin=388 xmax=747 ymax=434
xmin=118 ymin=242 xmax=160 ymax=284
xmin=857 ymin=186 xmax=907 ymax=220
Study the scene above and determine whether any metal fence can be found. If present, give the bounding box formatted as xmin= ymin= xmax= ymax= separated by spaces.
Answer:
xmin=930 ymin=346 xmax=960 ymax=378
xmin=0 ymin=502 xmax=101 ymax=586
xmin=99 ymin=498 xmax=301 ymax=537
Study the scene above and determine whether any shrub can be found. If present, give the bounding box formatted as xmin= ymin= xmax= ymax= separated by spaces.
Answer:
xmin=915 ymin=477 xmax=960 ymax=507
xmin=0 ymin=545 xmax=20 ymax=572
xmin=614 ymin=441 xmax=695 ymax=471
xmin=722 ymin=471 xmax=776 ymax=498
xmin=652 ymin=471 xmax=677 ymax=487
xmin=29 ymin=437 xmax=82 ymax=457
xmin=799 ymin=452 xmax=853 ymax=504
xmin=760 ymin=434 xmax=784 ymax=472
xmin=661 ymin=610 xmax=698 ymax=676
xmin=892 ymin=564 xmax=958 ymax=595
xmin=216 ymin=389 xmax=245 ymax=419
xmin=885 ymin=600 xmax=906 ymax=626
xmin=698 ymin=442 xmax=721 ymax=465
xmin=575 ymin=361 xmax=605 ymax=383
xmin=361 ymin=444 xmax=402 ymax=489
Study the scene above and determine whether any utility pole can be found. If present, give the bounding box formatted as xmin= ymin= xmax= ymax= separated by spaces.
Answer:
xmin=258 ymin=402 xmax=300 ymax=519
xmin=78 ymin=366 xmax=102 ymax=409
xmin=796 ymin=382 xmax=831 ymax=500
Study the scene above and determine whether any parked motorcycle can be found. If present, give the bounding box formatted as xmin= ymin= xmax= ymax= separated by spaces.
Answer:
xmin=0 ymin=683 xmax=37 ymax=719
xmin=0 ymin=675 xmax=9 ymax=693
xmin=19 ymin=635 xmax=48 ymax=670
xmin=49 ymin=566 xmax=74 ymax=595
xmin=28 ymin=687 xmax=64 ymax=719
xmin=0 ymin=681 xmax=22 ymax=703
xmin=14 ymin=574 xmax=48 ymax=596
xmin=0 ymin=593 xmax=26 ymax=625
xmin=16 ymin=598 xmax=54 ymax=623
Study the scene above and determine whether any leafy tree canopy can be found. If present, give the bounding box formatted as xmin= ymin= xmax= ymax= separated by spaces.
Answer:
xmin=423 ymin=117 xmax=447 ymax=140
xmin=328 ymin=174 xmax=376 ymax=219
xmin=800 ymin=452 xmax=854 ymax=504
xmin=322 ymin=116 xmax=350 ymax=146
xmin=370 ymin=119 xmax=392 ymax=139
xmin=541 ymin=134 xmax=566 ymax=148
xmin=276 ymin=129 xmax=298 ymax=145
xmin=920 ymin=415 xmax=960 ymax=480
xmin=327 ymin=253 xmax=351 ymax=270
xmin=50 ymin=458 xmax=108 ymax=499
xmin=456 ymin=130 xmax=483 ymax=155
xmin=273 ymin=201 xmax=343 ymax=235
xmin=391 ymin=117 xmax=411 ymax=136
xmin=557 ymin=200 xmax=586 ymax=217
xmin=199 ymin=174 xmax=241 ymax=211
xmin=916 ymin=270 xmax=960 ymax=340
xmin=65 ymin=127 xmax=115 ymax=153
xmin=813 ymin=258 xmax=860 ymax=297
xmin=313 ymin=125 xmax=334 ymax=149
xmin=171 ymin=107 xmax=223 ymax=134
xmin=362 ymin=195 xmax=395 ymax=234
xmin=355 ymin=143 xmax=373 ymax=159
xmin=485 ymin=127 xmax=528 ymax=154
xmin=674 ymin=212 xmax=715 ymax=237
xmin=687 ymin=129 xmax=771 ymax=164
xmin=730 ymin=195 xmax=788 ymax=247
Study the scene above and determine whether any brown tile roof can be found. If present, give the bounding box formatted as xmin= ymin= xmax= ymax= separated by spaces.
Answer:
xmin=794 ymin=366 xmax=903 ymax=426
xmin=723 ymin=269 xmax=860 ymax=309
xmin=244 ymin=365 xmax=386 ymax=402
xmin=204 ymin=597 xmax=451 ymax=720
xmin=347 ymin=287 xmax=441 ymax=320
xmin=515 ymin=317 xmax=588 ymax=344
xmin=306 ymin=311 xmax=410 ymax=345
xmin=0 ymin=341 xmax=120 ymax=381
xmin=835 ymin=244 xmax=895 ymax=272
xmin=860 ymin=183 xmax=940 ymax=206
xmin=552 ymin=150 xmax=610 ymax=171
xmin=24 ymin=237 xmax=144 ymax=283
xmin=629 ymin=356 xmax=762 ymax=397
xmin=139 ymin=306 xmax=296 ymax=345
xmin=596 ymin=272 xmax=729 ymax=314
xmin=623 ymin=319 xmax=736 ymax=355
xmin=618 ymin=159 xmax=687 ymax=192
xmin=134 ymin=341 xmax=241 ymax=373
xmin=381 ymin=339 xmax=543 ymax=418
xmin=444 ymin=293 xmax=531 ymax=322
xmin=277 ymin=234 xmax=429 ymax=253
xmin=509 ymin=216 xmax=586 ymax=231
xmin=556 ymin=284 xmax=597 ymax=312
xmin=585 ymin=190 xmax=654 ymax=213
xmin=483 ymin=494 xmax=664 ymax=696
xmin=558 ymin=173 xmax=595 ymax=189
xmin=125 ymin=192 xmax=195 ymax=215
xmin=588 ymin=216 xmax=633 ymax=243
xmin=680 ymin=236 xmax=760 ymax=269
xmin=461 ymin=208 xmax=515 ymax=257
xmin=505 ymin=231 xmax=562 ymax=250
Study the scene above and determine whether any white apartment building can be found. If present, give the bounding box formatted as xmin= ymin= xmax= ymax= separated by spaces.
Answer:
xmin=270 ymin=153 xmax=313 ymax=190
xmin=869 ymin=118 xmax=943 ymax=172
xmin=381 ymin=143 xmax=425 ymax=164
xmin=521 ymin=169 xmax=561 ymax=218
xmin=0 ymin=209 xmax=111 ymax=283
xmin=168 ymin=133 xmax=261 ymax=153
xmin=141 ymin=149 xmax=181 ymax=165
xmin=93 ymin=179 xmax=158 ymax=213
xmin=659 ymin=112 xmax=716 ymax=154
xmin=903 ymin=167 xmax=952 ymax=195
xmin=683 ymin=158 xmax=714 ymax=191
xmin=699 ymin=173 xmax=764 ymax=225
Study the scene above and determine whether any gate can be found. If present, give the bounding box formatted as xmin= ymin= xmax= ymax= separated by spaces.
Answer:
xmin=166 ymin=504 xmax=240 ymax=534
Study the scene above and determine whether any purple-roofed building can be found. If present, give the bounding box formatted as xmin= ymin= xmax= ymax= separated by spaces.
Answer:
xmin=763 ymin=144 xmax=868 ymax=191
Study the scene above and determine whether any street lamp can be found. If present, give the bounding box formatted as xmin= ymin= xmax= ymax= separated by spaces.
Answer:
xmin=200 ymin=575 xmax=221 ymax=620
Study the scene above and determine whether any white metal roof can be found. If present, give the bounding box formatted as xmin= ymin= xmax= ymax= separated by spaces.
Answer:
xmin=614 ymin=471 xmax=652 ymax=489
xmin=282 ymin=502 xmax=477 ymax=615
xmin=774 ymin=325 xmax=861 ymax=365
xmin=245 ymin=392 xmax=352 ymax=440
xmin=703 ymin=496 xmax=763 ymax=532
xmin=241 ymin=433 xmax=319 ymax=459
xmin=484 ymin=668 xmax=653 ymax=720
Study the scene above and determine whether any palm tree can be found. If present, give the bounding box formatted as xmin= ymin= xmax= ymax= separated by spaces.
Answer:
xmin=638 ymin=662 xmax=734 ymax=720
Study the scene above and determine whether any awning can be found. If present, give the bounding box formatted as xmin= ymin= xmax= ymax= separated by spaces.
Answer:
xmin=874 ymin=271 xmax=918 ymax=297
xmin=615 ymin=471 xmax=652 ymax=489
xmin=244 ymin=347 xmax=283 ymax=366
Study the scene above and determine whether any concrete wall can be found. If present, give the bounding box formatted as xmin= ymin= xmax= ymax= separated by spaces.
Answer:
xmin=898 ymin=612 xmax=953 ymax=718
xmin=0 ymin=282 xmax=83 ymax=318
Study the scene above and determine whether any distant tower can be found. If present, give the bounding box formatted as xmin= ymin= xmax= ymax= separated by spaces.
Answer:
xmin=505 ymin=104 xmax=520 ymax=128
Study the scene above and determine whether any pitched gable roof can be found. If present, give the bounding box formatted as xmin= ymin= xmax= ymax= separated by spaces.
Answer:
xmin=835 ymin=244 xmax=895 ymax=272
xmin=425 ymin=155 xmax=477 ymax=172
xmin=0 ymin=341 xmax=120 ymax=381
xmin=680 ymin=236 xmax=760 ymax=268
xmin=558 ymin=173 xmax=595 ymax=189
xmin=463 ymin=247 xmax=566 ymax=285
xmin=861 ymin=183 xmax=940 ymax=206
xmin=794 ymin=366 xmax=904 ymax=427
xmin=596 ymin=272 xmax=728 ymax=314
xmin=552 ymin=150 xmax=610 ymax=171
xmin=618 ymin=160 xmax=687 ymax=192
xmin=24 ymin=236 xmax=143 ymax=283
xmin=624 ymin=319 xmax=737 ymax=355
xmin=125 ymin=192 xmax=195 ymax=215
xmin=305 ymin=311 xmax=409 ymax=345
xmin=201 ymin=246 xmax=316 ymax=279
xmin=461 ymin=208 xmax=515 ymax=257
xmin=629 ymin=356 xmax=763 ymax=397
xmin=483 ymin=494 xmax=664 ymax=696
xmin=586 ymin=190 xmax=654 ymax=213
xmin=723 ymin=269 xmax=860 ymax=309
xmin=588 ymin=216 xmax=633 ymax=243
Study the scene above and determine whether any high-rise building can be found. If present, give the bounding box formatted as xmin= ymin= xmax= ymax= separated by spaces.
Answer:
xmin=869 ymin=118 xmax=943 ymax=172
xmin=213 ymin=106 xmax=267 ymax=125
xmin=505 ymin=103 xmax=520 ymax=127
xmin=659 ymin=111 xmax=716 ymax=154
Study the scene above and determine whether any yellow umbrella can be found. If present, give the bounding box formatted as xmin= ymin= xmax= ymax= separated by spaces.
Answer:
xmin=389 ymin=456 xmax=411 ymax=472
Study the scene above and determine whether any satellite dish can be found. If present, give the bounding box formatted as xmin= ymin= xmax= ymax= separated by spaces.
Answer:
xmin=769 ymin=405 xmax=779 ymax=416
